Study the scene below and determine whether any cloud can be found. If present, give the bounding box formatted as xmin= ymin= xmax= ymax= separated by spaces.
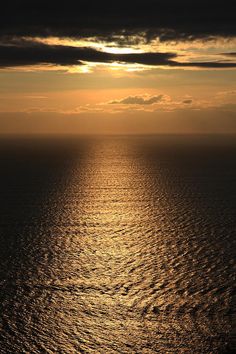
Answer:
xmin=0 ymin=41 xmax=236 ymax=69
xmin=109 ymin=95 xmax=165 ymax=105
xmin=0 ymin=1 xmax=235 ymax=43
xmin=175 ymin=61 xmax=236 ymax=68
xmin=222 ymin=53 xmax=236 ymax=56
xmin=182 ymin=99 xmax=193 ymax=104
xmin=0 ymin=41 xmax=176 ymax=67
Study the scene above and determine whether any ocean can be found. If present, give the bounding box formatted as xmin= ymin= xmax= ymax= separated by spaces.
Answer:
xmin=0 ymin=135 xmax=235 ymax=353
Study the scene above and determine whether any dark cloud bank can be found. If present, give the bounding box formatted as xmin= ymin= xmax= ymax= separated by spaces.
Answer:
xmin=0 ymin=1 xmax=235 ymax=69
xmin=1 ymin=1 xmax=236 ymax=41
xmin=0 ymin=41 xmax=236 ymax=69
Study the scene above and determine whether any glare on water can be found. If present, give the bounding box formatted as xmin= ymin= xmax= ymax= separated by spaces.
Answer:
xmin=0 ymin=137 xmax=235 ymax=353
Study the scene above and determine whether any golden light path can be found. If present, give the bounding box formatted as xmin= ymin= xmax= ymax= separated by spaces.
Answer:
xmin=45 ymin=138 xmax=170 ymax=352
xmin=33 ymin=138 xmax=229 ymax=353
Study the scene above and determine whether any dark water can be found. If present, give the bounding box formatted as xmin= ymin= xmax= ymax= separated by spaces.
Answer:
xmin=0 ymin=135 xmax=235 ymax=353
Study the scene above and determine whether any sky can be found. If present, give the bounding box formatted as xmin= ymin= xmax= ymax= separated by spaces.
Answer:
xmin=0 ymin=0 xmax=236 ymax=134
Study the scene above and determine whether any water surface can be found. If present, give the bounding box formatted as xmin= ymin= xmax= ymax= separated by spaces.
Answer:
xmin=0 ymin=136 xmax=235 ymax=353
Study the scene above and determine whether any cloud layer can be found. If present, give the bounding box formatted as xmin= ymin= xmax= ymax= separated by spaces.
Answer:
xmin=0 ymin=41 xmax=236 ymax=69
xmin=1 ymin=1 xmax=236 ymax=70
xmin=1 ymin=1 xmax=236 ymax=42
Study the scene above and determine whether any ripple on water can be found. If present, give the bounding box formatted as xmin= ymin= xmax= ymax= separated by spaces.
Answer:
xmin=0 ymin=136 xmax=235 ymax=353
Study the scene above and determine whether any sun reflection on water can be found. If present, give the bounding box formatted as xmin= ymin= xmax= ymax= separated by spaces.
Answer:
xmin=0 ymin=137 xmax=234 ymax=353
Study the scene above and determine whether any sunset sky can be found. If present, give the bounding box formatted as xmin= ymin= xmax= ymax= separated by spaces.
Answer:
xmin=0 ymin=1 xmax=236 ymax=134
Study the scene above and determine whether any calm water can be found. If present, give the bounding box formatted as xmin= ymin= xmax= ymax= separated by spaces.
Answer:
xmin=0 ymin=136 xmax=235 ymax=353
